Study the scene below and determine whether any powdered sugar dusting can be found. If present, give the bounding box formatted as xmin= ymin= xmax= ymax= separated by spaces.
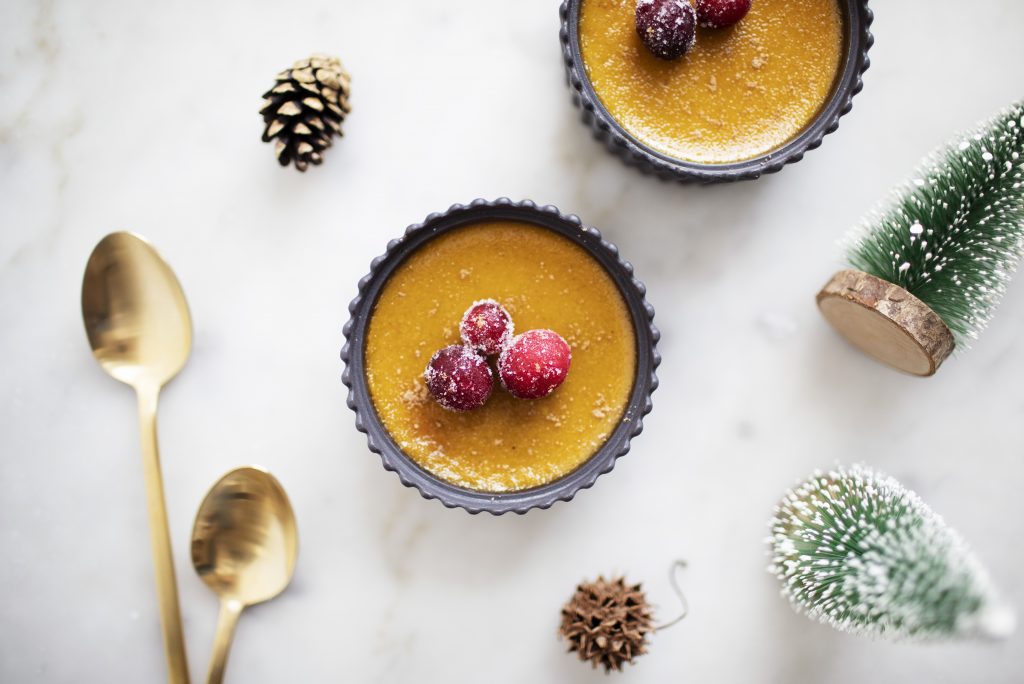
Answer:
xmin=635 ymin=0 xmax=697 ymax=60
xmin=423 ymin=345 xmax=493 ymax=412
xmin=498 ymin=329 xmax=573 ymax=399
xmin=459 ymin=298 xmax=515 ymax=356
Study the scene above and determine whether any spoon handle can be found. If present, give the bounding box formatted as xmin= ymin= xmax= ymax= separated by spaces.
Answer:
xmin=206 ymin=600 xmax=243 ymax=684
xmin=138 ymin=387 xmax=191 ymax=684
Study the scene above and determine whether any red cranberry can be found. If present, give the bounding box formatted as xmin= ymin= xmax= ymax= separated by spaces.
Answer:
xmin=424 ymin=345 xmax=494 ymax=412
xmin=498 ymin=330 xmax=572 ymax=400
xmin=635 ymin=0 xmax=697 ymax=61
xmin=695 ymin=0 xmax=751 ymax=29
xmin=460 ymin=299 xmax=514 ymax=356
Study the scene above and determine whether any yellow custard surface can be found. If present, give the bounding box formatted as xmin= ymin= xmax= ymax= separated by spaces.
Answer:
xmin=364 ymin=220 xmax=637 ymax=493
xmin=579 ymin=0 xmax=844 ymax=163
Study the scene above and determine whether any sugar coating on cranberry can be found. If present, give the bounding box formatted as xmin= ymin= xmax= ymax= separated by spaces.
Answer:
xmin=424 ymin=345 xmax=494 ymax=412
xmin=695 ymin=0 xmax=751 ymax=29
xmin=498 ymin=330 xmax=572 ymax=400
xmin=635 ymin=0 xmax=697 ymax=61
xmin=460 ymin=299 xmax=514 ymax=356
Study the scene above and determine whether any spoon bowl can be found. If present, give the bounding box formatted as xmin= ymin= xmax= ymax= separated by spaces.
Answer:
xmin=191 ymin=467 xmax=298 ymax=683
xmin=191 ymin=466 xmax=298 ymax=604
xmin=82 ymin=231 xmax=192 ymax=390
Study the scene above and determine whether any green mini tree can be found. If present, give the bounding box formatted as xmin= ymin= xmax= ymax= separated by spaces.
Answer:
xmin=768 ymin=465 xmax=1014 ymax=641
xmin=818 ymin=101 xmax=1024 ymax=376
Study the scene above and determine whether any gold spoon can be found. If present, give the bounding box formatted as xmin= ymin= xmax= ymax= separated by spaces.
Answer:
xmin=191 ymin=467 xmax=298 ymax=684
xmin=81 ymin=232 xmax=192 ymax=684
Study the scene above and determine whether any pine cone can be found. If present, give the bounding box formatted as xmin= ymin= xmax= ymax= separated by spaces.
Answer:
xmin=559 ymin=576 xmax=653 ymax=673
xmin=260 ymin=54 xmax=351 ymax=171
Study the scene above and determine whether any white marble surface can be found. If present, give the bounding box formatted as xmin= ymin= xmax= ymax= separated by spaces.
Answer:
xmin=2 ymin=0 xmax=1023 ymax=681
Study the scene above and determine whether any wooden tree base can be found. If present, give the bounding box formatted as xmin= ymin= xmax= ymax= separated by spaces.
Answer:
xmin=816 ymin=269 xmax=955 ymax=377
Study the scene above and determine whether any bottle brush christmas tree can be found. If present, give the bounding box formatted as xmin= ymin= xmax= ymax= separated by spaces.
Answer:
xmin=768 ymin=465 xmax=1015 ymax=641
xmin=818 ymin=100 xmax=1024 ymax=376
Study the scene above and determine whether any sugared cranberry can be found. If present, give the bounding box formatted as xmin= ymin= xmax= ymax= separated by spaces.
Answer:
xmin=460 ymin=299 xmax=514 ymax=356
xmin=635 ymin=0 xmax=697 ymax=60
xmin=424 ymin=345 xmax=494 ymax=411
xmin=695 ymin=0 xmax=751 ymax=29
xmin=498 ymin=330 xmax=572 ymax=400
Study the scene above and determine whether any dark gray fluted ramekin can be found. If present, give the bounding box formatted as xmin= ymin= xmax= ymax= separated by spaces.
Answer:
xmin=341 ymin=198 xmax=660 ymax=515
xmin=559 ymin=0 xmax=874 ymax=183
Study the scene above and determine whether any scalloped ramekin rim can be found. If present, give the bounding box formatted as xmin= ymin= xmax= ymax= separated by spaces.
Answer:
xmin=341 ymin=198 xmax=660 ymax=514
xmin=558 ymin=0 xmax=874 ymax=183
